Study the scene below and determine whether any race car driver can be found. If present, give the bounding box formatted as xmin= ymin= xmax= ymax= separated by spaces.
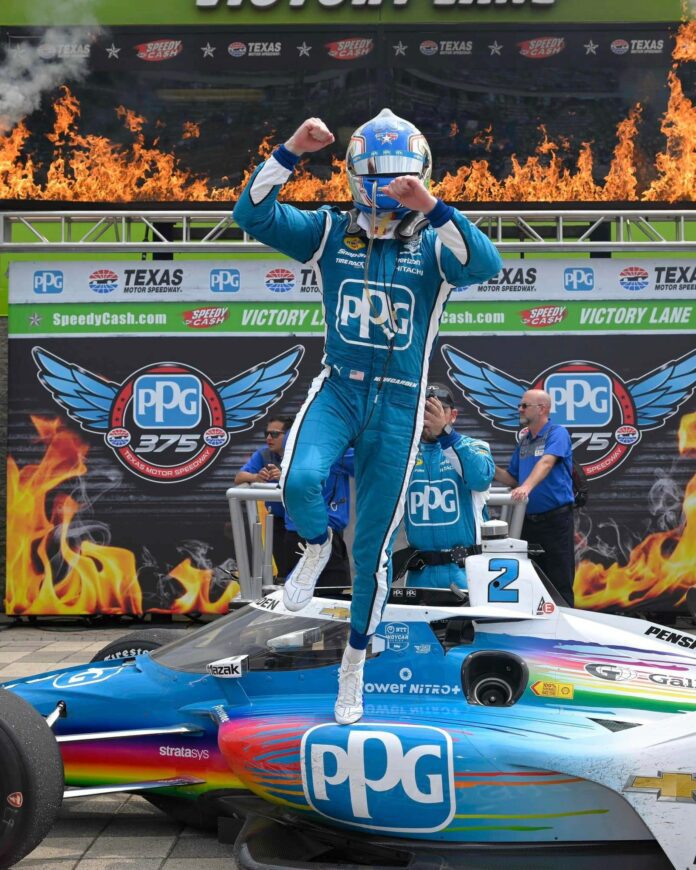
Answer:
xmin=401 ymin=383 xmax=494 ymax=589
xmin=233 ymin=109 xmax=502 ymax=724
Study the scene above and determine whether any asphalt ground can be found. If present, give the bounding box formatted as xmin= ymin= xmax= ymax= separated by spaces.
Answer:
xmin=0 ymin=618 xmax=239 ymax=870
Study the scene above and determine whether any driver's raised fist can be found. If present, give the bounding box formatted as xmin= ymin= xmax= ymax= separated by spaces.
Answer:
xmin=285 ymin=118 xmax=335 ymax=156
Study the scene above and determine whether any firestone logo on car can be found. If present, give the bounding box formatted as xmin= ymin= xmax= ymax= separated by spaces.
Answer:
xmin=326 ymin=38 xmax=373 ymax=60
xmin=135 ymin=40 xmax=183 ymax=62
xmin=518 ymin=37 xmax=565 ymax=58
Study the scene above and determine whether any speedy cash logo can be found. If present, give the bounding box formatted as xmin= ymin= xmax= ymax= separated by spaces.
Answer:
xmin=520 ymin=305 xmax=567 ymax=328
xmin=442 ymin=347 xmax=696 ymax=480
xmin=518 ymin=37 xmax=565 ymax=59
xmin=32 ymin=345 xmax=304 ymax=484
xmin=337 ymin=279 xmax=414 ymax=350
xmin=325 ymin=37 xmax=373 ymax=60
xmin=301 ymin=723 xmax=455 ymax=833
xmin=135 ymin=39 xmax=183 ymax=62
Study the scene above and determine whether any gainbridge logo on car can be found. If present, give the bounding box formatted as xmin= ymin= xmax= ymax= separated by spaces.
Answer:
xmin=441 ymin=346 xmax=696 ymax=480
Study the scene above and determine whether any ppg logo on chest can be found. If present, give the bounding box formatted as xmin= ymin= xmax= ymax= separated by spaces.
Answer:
xmin=337 ymin=279 xmax=414 ymax=350
xmin=301 ymin=724 xmax=455 ymax=833
xmin=133 ymin=375 xmax=201 ymax=428
xmin=408 ymin=480 xmax=460 ymax=526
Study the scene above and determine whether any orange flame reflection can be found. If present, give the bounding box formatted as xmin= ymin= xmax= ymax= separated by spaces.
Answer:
xmin=5 ymin=417 xmax=239 ymax=616
xmin=0 ymin=20 xmax=694 ymax=203
xmin=575 ymin=413 xmax=696 ymax=611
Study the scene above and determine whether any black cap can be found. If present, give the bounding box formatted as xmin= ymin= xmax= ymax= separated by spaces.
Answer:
xmin=426 ymin=383 xmax=455 ymax=408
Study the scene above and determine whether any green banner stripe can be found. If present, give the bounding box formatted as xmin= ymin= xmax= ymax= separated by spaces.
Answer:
xmin=9 ymin=299 xmax=695 ymax=335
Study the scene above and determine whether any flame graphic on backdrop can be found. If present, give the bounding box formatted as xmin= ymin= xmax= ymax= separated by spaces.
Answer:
xmin=0 ymin=20 xmax=694 ymax=203
xmin=575 ymin=412 xmax=696 ymax=611
xmin=5 ymin=417 xmax=239 ymax=616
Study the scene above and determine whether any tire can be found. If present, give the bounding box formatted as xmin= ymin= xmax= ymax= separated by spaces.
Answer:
xmin=89 ymin=628 xmax=188 ymax=663
xmin=0 ymin=690 xmax=64 ymax=869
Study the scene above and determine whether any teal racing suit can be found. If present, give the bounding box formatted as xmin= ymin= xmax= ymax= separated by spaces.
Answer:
xmin=233 ymin=145 xmax=502 ymax=646
xmin=404 ymin=431 xmax=494 ymax=589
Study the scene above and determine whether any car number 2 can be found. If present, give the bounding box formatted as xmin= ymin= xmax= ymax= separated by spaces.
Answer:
xmin=487 ymin=558 xmax=519 ymax=603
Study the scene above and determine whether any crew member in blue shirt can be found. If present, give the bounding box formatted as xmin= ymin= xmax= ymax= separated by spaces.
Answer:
xmin=402 ymin=384 xmax=494 ymax=589
xmin=235 ymin=416 xmax=294 ymax=578
xmin=494 ymin=389 xmax=576 ymax=605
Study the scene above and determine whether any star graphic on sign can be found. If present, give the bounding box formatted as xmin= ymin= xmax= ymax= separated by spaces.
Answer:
xmin=488 ymin=41 xmax=503 ymax=56
xmin=105 ymin=43 xmax=121 ymax=59
xmin=201 ymin=42 xmax=216 ymax=58
xmin=297 ymin=42 xmax=312 ymax=57
xmin=584 ymin=40 xmax=598 ymax=55
xmin=29 ymin=313 xmax=42 ymax=327
xmin=393 ymin=41 xmax=407 ymax=56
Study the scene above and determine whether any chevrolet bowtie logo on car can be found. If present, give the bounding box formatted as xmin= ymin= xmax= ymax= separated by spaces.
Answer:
xmin=624 ymin=772 xmax=696 ymax=803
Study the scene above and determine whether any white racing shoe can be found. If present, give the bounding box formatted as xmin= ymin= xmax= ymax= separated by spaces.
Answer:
xmin=335 ymin=649 xmax=365 ymax=725
xmin=283 ymin=529 xmax=333 ymax=612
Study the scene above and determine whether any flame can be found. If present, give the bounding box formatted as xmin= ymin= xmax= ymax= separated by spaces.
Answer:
xmin=0 ymin=20 xmax=693 ymax=203
xmin=574 ymin=413 xmax=696 ymax=611
xmin=5 ymin=417 xmax=238 ymax=616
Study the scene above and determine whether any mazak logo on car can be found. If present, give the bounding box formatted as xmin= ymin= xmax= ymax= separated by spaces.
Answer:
xmin=206 ymin=655 xmax=248 ymax=678
xmin=520 ymin=305 xmax=567 ymax=328
xmin=301 ymin=723 xmax=455 ymax=833
xmin=32 ymin=345 xmax=305 ymax=484
xmin=265 ymin=268 xmax=295 ymax=293
xmin=33 ymin=270 xmax=64 ymax=294
xmin=564 ymin=267 xmax=594 ymax=291
xmin=419 ymin=40 xmax=438 ymax=55
xmin=326 ymin=38 xmax=373 ymax=60
xmin=441 ymin=347 xmax=696 ymax=480
xmin=518 ymin=37 xmax=564 ymax=59
xmin=611 ymin=39 xmax=630 ymax=55
xmin=88 ymin=269 xmax=119 ymax=294
xmin=228 ymin=41 xmax=247 ymax=57
xmin=337 ymin=280 xmax=414 ymax=350
xmin=210 ymin=268 xmax=241 ymax=293
xmin=619 ymin=266 xmax=649 ymax=291
xmin=136 ymin=39 xmax=183 ymax=62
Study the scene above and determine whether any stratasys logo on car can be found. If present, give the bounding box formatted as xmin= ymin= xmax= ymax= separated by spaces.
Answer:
xmin=520 ymin=305 xmax=567 ymax=328
xmin=619 ymin=266 xmax=649 ymax=291
xmin=265 ymin=268 xmax=295 ymax=293
xmin=183 ymin=306 xmax=230 ymax=328
xmin=88 ymin=269 xmax=119 ymax=294
xmin=135 ymin=39 xmax=183 ymax=62
xmin=518 ymin=37 xmax=565 ymax=59
xmin=326 ymin=38 xmax=373 ymax=60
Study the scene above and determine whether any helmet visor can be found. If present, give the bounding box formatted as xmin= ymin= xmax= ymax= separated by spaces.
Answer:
xmin=350 ymin=151 xmax=426 ymax=177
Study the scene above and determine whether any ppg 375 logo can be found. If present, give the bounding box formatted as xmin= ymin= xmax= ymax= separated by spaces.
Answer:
xmin=32 ymin=345 xmax=304 ymax=483
xmin=442 ymin=346 xmax=696 ymax=479
xmin=301 ymin=723 xmax=455 ymax=833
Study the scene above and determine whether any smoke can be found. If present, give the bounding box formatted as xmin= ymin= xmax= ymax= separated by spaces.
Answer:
xmin=0 ymin=0 xmax=101 ymax=134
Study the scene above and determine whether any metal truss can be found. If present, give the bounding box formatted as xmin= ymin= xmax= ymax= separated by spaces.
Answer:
xmin=1 ymin=209 xmax=695 ymax=253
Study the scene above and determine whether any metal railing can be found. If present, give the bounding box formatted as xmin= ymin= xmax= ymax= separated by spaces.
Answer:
xmin=226 ymin=483 xmax=527 ymax=601
xmin=2 ymin=209 xmax=696 ymax=253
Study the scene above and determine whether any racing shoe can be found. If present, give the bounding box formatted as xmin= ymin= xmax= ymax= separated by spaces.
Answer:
xmin=283 ymin=529 xmax=333 ymax=612
xmin=335 ymin=651 xmax=365 ymax=725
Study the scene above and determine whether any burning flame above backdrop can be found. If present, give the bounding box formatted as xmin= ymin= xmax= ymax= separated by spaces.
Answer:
xmin=5 ymin=417 xmax=239 ymax=615
xmin=574 ymin=412 xmax=696 ymax=611
xmin=0 ymin=21 xmax=694 ymax=203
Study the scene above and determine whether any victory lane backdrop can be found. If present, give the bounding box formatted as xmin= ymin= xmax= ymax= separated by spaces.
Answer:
xmin=6 ymin=336 xmax=326 ymax=616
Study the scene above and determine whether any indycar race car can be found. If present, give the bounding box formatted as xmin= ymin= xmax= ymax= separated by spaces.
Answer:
xmin=1 ymin=521 xmax=695 ymax=869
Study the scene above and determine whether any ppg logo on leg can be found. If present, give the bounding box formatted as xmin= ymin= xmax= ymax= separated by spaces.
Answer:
xmin=337 ymin=280 xmax=414 ymax=350
xmin=33 ymin=270 xmax=64 ymax=294
xmin=210 ymin=269 xmax=240 ymax=293
xmin=133 ymin=375 xmax=201 ymax=428
xmin=563 ymin=267 xmax=594 ymax=292
xmin=408 ymin=480 xmax=460 ymax=526
xmin=546 ymin=373 xmax=612 ymax=426
xmin=301 ymin=723 xmax=455 ymax=833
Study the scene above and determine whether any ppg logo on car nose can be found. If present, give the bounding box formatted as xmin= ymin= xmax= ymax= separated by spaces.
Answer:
xmin=133 ymin=375 xmax=201 ymax=428
xmin=563 ymin=267 xmax=594 ymax=291
xmin=408 ymin=480 xmax=460 ymax=525
xmin=546 ymin=372 xmax=612 ymax=426
xmin=337 ymin=280 xmax=414 ymax=350
xmin=301 ymin=723 xmax=455 ymax=833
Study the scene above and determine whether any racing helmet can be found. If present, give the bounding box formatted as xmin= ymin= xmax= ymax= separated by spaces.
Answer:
xmin=346 ymin=108 xmax=432 ymax=216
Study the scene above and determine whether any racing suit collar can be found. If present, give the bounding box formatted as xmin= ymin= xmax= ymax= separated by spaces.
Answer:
xmin=357 ymin=210 xmax=400 ymax=239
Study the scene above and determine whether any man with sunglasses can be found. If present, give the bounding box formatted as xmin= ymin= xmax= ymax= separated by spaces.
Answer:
xmin=235 ymin=416 xmax=295 ymax=578
xmin=494 ymin=390 xmax=576 ymax=605
xmin=398 ymin=384 xmax=494 ymax=590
